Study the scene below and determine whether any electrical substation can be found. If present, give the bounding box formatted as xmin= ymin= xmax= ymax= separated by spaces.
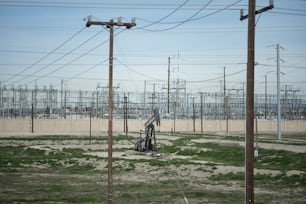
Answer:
xmin=1 ymin=81 xmax=305 ymax=121
xmin=1 ymin=1 xmax=306 ymax=203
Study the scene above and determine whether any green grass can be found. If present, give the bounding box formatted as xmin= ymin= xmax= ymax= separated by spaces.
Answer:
xmin=193 ymin=143 xmax=245 ymax=166
xmin=161 ymin=135 xmax=306 ymax=171
xmin=209 ymin=172 xmax=245 ymax=182
xmin=162 ymin=135 xmax=244 ymax=166
xmin=208 ymin=172 xmax=306 ymax=188
xmin=1 ymin=133 xmax=306 ymax=203
xmin=0 ymin=146 xmax=45 ymax=170
xmin=0 ymin=146 xmax=99 ymax=173
xmin=65 ymin=163 xmax=97 ymax=173
xmin=0 ymin=135 xmax=107 ymax=141
xmin=255 ymin=173 xmax=306 ymax=187
xmin=0 ymin=171 xmax=105 ymax=203
xmin=159 ymin=143 xmax=180 ymax=153
xmin=255 ymin=149 xmax=306 ymax=171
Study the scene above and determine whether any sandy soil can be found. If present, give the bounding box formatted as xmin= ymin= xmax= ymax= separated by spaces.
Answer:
xmin=191 ymin=138 xmax=306 ymax=153
xmin=1 ymin=133 xmax=305 ymax=203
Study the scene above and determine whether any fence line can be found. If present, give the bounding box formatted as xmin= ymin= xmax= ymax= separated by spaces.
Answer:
xmin=1 ymin=119 xmax=306 ymax=134
xmin=1 ymin=86 xmax=306 ymax=120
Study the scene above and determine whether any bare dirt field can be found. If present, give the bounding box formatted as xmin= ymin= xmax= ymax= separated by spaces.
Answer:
xmin=1 ymin=132 xmax=306 ymax=203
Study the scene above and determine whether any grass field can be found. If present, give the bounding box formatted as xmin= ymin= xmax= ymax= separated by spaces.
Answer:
xmin=0 ymin=133 xmax=306 ymax=203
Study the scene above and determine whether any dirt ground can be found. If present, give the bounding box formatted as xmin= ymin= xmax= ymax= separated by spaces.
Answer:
xmin=1 ymin=132 xmax=306 ymax=203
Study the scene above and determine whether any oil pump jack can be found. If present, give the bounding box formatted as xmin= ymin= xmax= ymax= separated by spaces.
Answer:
xmin=135 ymin=108 xmax=160 ymax=152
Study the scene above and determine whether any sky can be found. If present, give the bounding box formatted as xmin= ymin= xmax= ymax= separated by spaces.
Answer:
xmin=0 ymin=0 xmax=305 ymax=95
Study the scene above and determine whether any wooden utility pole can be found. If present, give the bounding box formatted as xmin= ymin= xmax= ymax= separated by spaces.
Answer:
xmin=124 ymin=95 xmax=128 ymax=135
xmin=224 ymin=67 xmax=228 ymax=133
xmin=85 ymin=16 xmax=135 ymax=204
xmin=31 ymin=90 xmax=34 ymax=133
xmin=265 ymin=75 xmax=267 ymax=119
xmin=31 ymin=103 xmax=34 ymax=133
xmin=168 ymin=57 xmax=170 ymax=114
xmin=192 ymin=97 xmax=195 ymax=132
xmin=224 ymin=66 xmax=226 ymax=120
xmin=245 ymin=2 xmax=256 ymax=202
xmin=89 ymin=110 xmax=92 ymax=143
xmin=240 ymin=1 xmax=273 ymax=203
xmin=225 ymin=96 xmax=229 ymax=133
xmin=173 ymin=101 xmax=176 ymax=134
xmin=200 ymin=92 xmax=204 ymax=134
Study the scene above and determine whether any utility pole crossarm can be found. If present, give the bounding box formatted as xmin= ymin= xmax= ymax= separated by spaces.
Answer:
xmin=240 ymin=1 xmax=274 ymax=21
xmin=86 ymin=16 xmax=136 ymax=29
xmin=85 ymin=15 xmax=135 ymax=204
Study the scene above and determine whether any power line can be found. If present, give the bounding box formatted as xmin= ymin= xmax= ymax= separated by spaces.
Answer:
xmin=54 ymin=58 xmax=109 ymax=88
xmin=189 ymin=0 xmax=243 ymax=21
xmin=13 ymin=29 xmax=106 ymax=85
xmin=3 ymin=27 xmax=85 ymax=83
xmin=28 ymin=28 xmax=126 ymax=86
xmin=137 ymin=0 xmax=190 ymax=29
xmin=271 ymin=11 xmax=306 ymax=17
xmin=275 ymin=7 xmax=306 ymax=13
xmin=0 ymin=49 xmax=107 ymax=58
xmin=0 ymin=62 xmax=250 ymax=67
xmin=1 ymin=1 xmax=304 ymax=16
xmin=187 ymin=68 xmax=245 ymax=83
xmin=23 ymin=34 xmax=109 ymax=86
xmin=115 ymin=58 xmax=166 ymax=82
xmin=1 ymin=72 xmax=168 ymax=82
xmin=137 ymin=0 xmax=242 ymax=29
xmin=258 ymin=63 xmax=306 ymax=69
xmin=138 ymin=0 xmax=215 ymax=32
xmin=0 ymin=1 xmax=246 ymax=10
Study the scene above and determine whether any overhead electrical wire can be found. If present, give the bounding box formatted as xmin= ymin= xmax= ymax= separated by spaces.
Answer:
xmin=257 ymin=63 xmax=306 ymax=70
xmin=140 ymin=0 xmax=243 ymax=26
xmin=115 ymin=58 xmax=166 ymax=82
xmin=276 ymin=7 xmax=306 ymax=13
xmin=175 ymin=0 xmax=243 ymax=22
xmin=1 ymin=1 xmax=304 ymax=16
xmin=23 ymin=36 xmax=106 ymax=85
xmin=136 ymin=0 xmax=244 ymax=32
xmin=0 ymin=1 xmax=279 ymax=12
xmin=1 ymin=1 xmax=305 ymax=92
xmin=23 ymin=28 xmax=126 ymax=86
xmin=0 ymin=1 xmax=244 ymax=10
xmin=0 ymin=49 xmax=107 ymax=59
xmin=57 ymin=58 xmax=109 ymax=87
xmin=271 ymin=11 xmax=306 ymax=17
xmin=3 ymin=27 xmax=85 ymax=83
xmin=272 ymin=6 xmax=306 ymax=17
xmin=134 ymin=1 xmax=306 ymax=30
xmin=1 ymin=72 xmax=163 ymax=83
xmin=137 ymin=0 xmax=190 ymax=29
xmin=2 ymin=71 xmax=304 ymax=88
xmin=2 ymin=1 xmax=304 ymax=12
xmin=187 ymin=68 xmax=246 ymax=83
xmin=138 ymin=0 xmax=214 ymax=32
xmin=12 ymin=29 xmax=104 ymax=85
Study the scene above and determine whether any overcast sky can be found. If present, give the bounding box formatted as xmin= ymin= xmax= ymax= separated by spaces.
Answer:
xmin=0 ymin=0 xmax=305 ymax=95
